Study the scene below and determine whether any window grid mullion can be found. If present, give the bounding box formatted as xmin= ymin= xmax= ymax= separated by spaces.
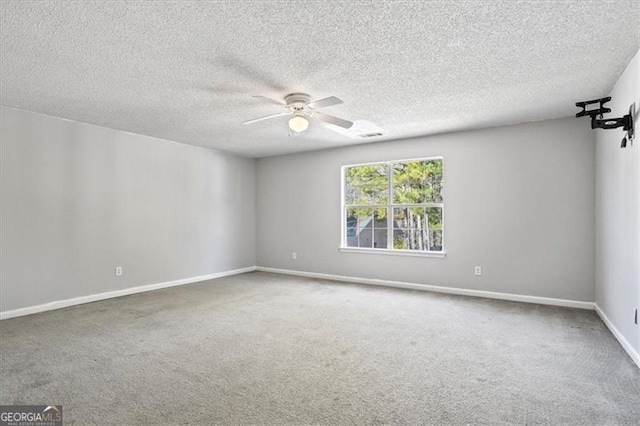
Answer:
xmin=387 ymin=162 xmax=393 ymax=249
xmin=390 ymin=203 xmax=444 ymax=208
xmin=346 ymin=204 xmax=443 ymax=208
xmin=345 ymin=204 xmax=390 ymax=208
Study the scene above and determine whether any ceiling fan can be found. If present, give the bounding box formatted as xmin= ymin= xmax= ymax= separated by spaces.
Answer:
xmin=243 ymin=93 xmax=353 ymax=133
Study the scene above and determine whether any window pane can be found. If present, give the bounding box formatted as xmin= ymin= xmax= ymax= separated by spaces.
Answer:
xmin=356 ymin=228 xmax=373 ymax=248
xmin=393 ymin=206 xmax=443 ymax=251
xmin=345 ymin=164 xmax=389 ymax=205
xmin=346 ymin=208 xmax=373 ymax=228
xmin=429 ymin=229 xmax=444 ymax=252
xmin=392 ymin=159 xmax=443 ymax=204
xmin=393 ymin=207 xmax=427 ymax=230
xmin=345 ymin=208 xmax=374 ymax=247
xmin=373 ymin=228 xmax=387 ymax=249
xmin=372 ymin=208 xmax=388 ymax=223
xmin=346 ymin=208 xmax=388 ymax=249
xmin=393 ymin=229 xmax=426 ymax=250
xmin=425 ymin=207 xmax=443 ymax=232
xmin=346 ymin=208 xmax=369 ymax=247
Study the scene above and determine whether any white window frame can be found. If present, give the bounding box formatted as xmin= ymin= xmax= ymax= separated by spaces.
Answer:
xmin=340 ymin=156 xmax=446 ymax=258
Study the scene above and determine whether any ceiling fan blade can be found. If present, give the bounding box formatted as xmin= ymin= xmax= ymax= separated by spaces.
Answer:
xmin=310 ymin=111 xmax=353 ymax=129
xmin=252 ymin=95 xmax=286 ymax=106
xmin=308 ymin=96 xmax=343 ymax=109
xmin=243 ymin=111 xmax=291 ymax=125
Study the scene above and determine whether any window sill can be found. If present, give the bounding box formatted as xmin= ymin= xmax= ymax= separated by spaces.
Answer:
xmin=338 ymin=247 xmax=447 ymax=258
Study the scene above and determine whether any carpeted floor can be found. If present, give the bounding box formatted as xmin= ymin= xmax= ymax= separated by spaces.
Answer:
xmin=1 ymin=272 xmax=639 ymax=425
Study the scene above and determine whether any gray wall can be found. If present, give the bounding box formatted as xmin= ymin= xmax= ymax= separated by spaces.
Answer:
xmin=1 ymin=106 xmax=256 ymax=312
xmin=595 ymin=49 xmax=640 ymax=354
xmin=257 ymin=118 xmax=596 ymax=302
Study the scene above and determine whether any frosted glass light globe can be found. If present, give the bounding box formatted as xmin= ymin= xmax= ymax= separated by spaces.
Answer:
xmin=289 ymin=115 xmax=309 ymax=133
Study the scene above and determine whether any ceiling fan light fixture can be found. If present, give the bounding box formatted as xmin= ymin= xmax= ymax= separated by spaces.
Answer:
xmin=288 ymin=115 xmax=309 ymax=133
xmin=245 ymin=93 xmax=353 ymax=133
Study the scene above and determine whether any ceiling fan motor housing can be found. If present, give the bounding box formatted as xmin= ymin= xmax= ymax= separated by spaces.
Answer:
xmin=285 ymin=93 xmax=311 ymax=112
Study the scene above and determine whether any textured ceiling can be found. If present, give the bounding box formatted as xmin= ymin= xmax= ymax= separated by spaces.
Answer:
xmin=1 ymin=1 xmax=638 ymax=158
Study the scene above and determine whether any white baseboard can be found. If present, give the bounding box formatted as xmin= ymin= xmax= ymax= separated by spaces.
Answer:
xmin=595 ymin=304 xmax=640 ymax=368
xmin=255 ymin=266 xmax=595 ymax=310
xmin=0 ymin=266 xmax=257 ymax=320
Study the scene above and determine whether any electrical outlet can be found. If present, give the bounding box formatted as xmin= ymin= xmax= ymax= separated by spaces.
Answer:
xmin=115 ymin=266 xmax=123 ymax=276
xmin=292 ymin=252 xmax=297 ymax=260
xmin=474 ymin=266 xmax=482 ymax=276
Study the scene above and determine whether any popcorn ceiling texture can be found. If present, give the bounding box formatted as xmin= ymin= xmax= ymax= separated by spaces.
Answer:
xmin=1 ymin=1 xmax=638 ymax=157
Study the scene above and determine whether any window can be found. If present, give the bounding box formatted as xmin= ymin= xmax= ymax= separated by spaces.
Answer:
xmin=342 ymin=157 xmax=444 ymax=255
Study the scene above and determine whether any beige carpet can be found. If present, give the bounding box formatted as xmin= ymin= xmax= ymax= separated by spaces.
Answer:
xmin=1 ymin=272 xmax=639 ymax=424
